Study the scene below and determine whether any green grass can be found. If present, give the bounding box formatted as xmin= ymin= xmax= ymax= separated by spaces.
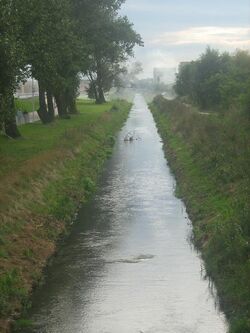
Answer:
xmin=15 ymin=97 xmax=39 ymax=113
xmin=13 ymin=319 xmax=34 ymax=333
xmin=151 ymin=96 xmax=250 ymax=333
xmin=0 ymin=99 xmax=120 ymax=177
xmin=0 ymin=269 xmax=28 ymax=317
xmin=0 ymin=98 xmax=131 ymax=332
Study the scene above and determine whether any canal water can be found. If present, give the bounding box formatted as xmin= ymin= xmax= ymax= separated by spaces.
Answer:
xmin=28 ymin=95 xmax=228 ymax=333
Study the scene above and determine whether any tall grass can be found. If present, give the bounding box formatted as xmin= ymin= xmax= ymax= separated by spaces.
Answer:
xmin=151 ymin=96 xmax=250 ymax=333
xmin=0 ymin=99 xmax=131 ymax=332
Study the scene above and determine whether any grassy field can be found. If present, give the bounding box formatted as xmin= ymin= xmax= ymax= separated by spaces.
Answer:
xmin=0 ymin=99 xmax=131 ymax=332
xmin=151 ymin=96 xmax=250 ymax=333
xmin=14 ymin=98 xmax=39 ymax=113
xmin=0 ymin=99 xmax=115 ymax=178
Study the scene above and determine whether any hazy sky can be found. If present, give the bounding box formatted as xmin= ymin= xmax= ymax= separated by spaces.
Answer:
xmin=121 ymin=0 xmax=250 ymax=78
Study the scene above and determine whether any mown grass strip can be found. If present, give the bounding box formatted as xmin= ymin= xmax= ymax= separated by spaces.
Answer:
xmin=14 ymin=98 xmax=39 ymax=114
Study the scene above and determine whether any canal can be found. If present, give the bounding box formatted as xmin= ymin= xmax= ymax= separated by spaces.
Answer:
xmin=27 ymin=94 xmax=228 ymax=333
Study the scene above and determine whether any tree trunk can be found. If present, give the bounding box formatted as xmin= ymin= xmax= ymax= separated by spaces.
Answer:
xmin=46 ymin=90 xmax=55 ymax=121
xmin=55 ymin=93 xmax=70 ymax=119
xmin=4 ymin=95 xmax=21 ymax=138
xmin=88 ymin=72 xmax=99 ymax=103
xmin=96 ymin=62 xmax=106 ymax=104
xmin=96 ymin=69 xmax=106 ymax=104
xmin=38 ymin=80 xmax=51 ymax=124
xmin=4 ymin=118 xmax=20 ymax=138
xmin=93 ymin=84 xmax=98 ymax=103
xmin=67 ymin=93 xmax=78 ymax=114
xmin=97 ymin=85 xmax=106 ymax=104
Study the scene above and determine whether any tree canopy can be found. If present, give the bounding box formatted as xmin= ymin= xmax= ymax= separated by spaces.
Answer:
xmin=175 ymin=47 xmax=250 ymax=114
xmin=82 ymin=4 xmax=143 ymax=103
xmin=0 ymin=0 xmax=143 ymax=137
xmin=0 ymin=0 xmax=27 ymax=137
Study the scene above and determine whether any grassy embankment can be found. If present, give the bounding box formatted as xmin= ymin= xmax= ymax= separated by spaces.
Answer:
xmin=0 ymin=99 xmax=130 ymax=332
xmin=14 ymin=98 xmax=39 ymax=113
xmin=151 ymin=96 xmax=250 ymax=333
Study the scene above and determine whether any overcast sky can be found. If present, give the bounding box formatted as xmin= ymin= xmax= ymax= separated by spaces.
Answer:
xmin=120 ymin=0 xmax=250 ymax=78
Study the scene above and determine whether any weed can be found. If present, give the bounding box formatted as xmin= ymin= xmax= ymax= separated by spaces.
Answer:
xmin=0 ymin=98 xmax=130 ymax=331
xmin=0 ymin=248 xmax=9 ymax=258
xmin=12 ymin=318 xmax=34 ymax=333
xmin=0 ymin=270 xmax=28 ymax=316
xmin=151 ymin=95 xmax=250 ymax=332
xmin=23 ymin=249 xmax=34 ymax=260
xmin=83 ymin=176 xmax=95 ymax=194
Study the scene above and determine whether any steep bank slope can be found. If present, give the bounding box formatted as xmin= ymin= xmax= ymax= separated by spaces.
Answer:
xmin=150 ymin=96 xmax=250 ymax=333
xmin=0 ymin=99 xmax=130 ymax=332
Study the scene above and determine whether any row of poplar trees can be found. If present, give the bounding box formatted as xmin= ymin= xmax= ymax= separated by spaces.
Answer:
xmin=0 ymin=0 xmax=143 ymax=138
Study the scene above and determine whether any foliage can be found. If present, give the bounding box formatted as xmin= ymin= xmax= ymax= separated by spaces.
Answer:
xmin=0 ymin=99 xmax=131 ymax=330
xmin=0 ymin=0 xmax=27 ymax=136
xmin=81 ymin=2 xmax=143 ymax=103
xmin=175 ymin=47 xmax=250 ymax=113
xmin=0 ymin=269 xmax=28 ymax=316
xmin=15 ymin=98 xmax=39 ymax=114
xmin=19 ymin=0 xmax=81 ymax=121
xmin=0 ymin=0 xmax=141 ymax=133
xmin=151 ymin=95 xmax=250 ymax=333
xmin=12 ymin=319 xmax=34 ymax=333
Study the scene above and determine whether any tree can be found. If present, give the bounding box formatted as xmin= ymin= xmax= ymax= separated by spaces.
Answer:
xmin=195 ymin=48 xmax=231 ymax=108
xmin=76 ymin=1 xmax=143 ymax=103
xmin=0 ymin=0 xmax=26 ymax=137
xmin=220 ymin=50 xmax=250 ymax=111
xmin=174 ymin=48 xmax=250 ymax=112
xmin=117 ymin=61 xmax=143 ymax=89
xmin=20 ymin=0 xmax=81 ymax=122
xmin=175 ymin=61 xmax=198 ymax=102
xmin=0 ymin=0 xmax=143 ymax=132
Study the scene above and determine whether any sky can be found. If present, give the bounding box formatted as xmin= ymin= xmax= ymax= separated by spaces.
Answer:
xmin=120 ymin=0 xmax=250 ymax=78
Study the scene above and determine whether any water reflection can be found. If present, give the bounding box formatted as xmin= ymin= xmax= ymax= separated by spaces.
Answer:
xmin=28 ymin=94 xmax=228 ymax=333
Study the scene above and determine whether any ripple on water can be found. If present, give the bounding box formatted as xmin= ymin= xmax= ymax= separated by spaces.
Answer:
xmin=27 ymin=94 xmax=228 ymax=333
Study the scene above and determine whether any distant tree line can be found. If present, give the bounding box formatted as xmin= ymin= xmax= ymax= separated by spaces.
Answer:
xmin=175 ymin=47 xmax=250 ymax=113
xmin=0 ymin=0 xmax=143 ymax=138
